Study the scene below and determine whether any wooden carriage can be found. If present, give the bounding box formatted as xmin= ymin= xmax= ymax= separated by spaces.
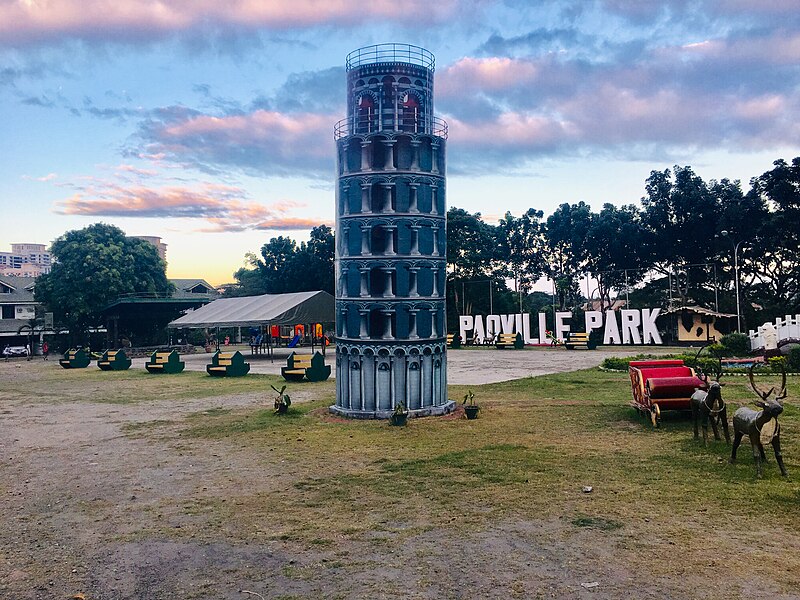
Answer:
xmin=629 ymin=359 xmax=706 ymax=427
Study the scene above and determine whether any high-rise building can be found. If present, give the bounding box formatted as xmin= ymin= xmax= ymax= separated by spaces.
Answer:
xmin=331 ymin=44 xmax=453 ymax=418
xmin=133 ymin=236 xmax=168 ymax=262
xmin=0 ymin=243 xmax=51 ymax=277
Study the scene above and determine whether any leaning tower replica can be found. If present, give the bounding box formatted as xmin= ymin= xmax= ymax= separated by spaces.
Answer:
xmin=331 ymin=44 xmax=453 ymax=418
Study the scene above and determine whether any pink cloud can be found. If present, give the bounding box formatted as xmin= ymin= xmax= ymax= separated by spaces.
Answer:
xmin=0 ymin=0 xmax=461 ymax=43
xmin=141 ymin=109 xmax=336 ymax=177
xmin=438 ymin=57 xmax=540 ymax=97
xmin=53 ymin=181 xmax=322 ymax=233
xmin=446 ymin=112 xmax=572 ymax=150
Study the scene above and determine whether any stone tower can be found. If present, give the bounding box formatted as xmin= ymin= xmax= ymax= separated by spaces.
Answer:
xmin=331 ymin=44 xmax=453 ymax=418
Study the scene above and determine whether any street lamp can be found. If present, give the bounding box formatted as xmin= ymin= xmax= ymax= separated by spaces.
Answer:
xmin=720 ymin=230 xmax=743 ymax=332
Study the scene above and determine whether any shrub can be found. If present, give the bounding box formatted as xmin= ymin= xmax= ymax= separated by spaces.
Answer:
xmin=600 ymin=354 xmax=667 ymax=370
xmin=720 ymin=333 xmax=750 ymax=357
xmin=768 ymin=356 xmax=788 ymax=372
xmin=788 ymin=346 xmax=800 ymax=372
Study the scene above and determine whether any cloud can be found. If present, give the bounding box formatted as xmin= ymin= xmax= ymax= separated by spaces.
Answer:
xmin=54 ymin=180 xmax=326 ymax=232
xmin=0 ymin=0 xmax=463 ymax=46
xmin=22 ymin=173 xmax=58 ymax=182
xmin=135 ymin=108 xmax=337 ymax=178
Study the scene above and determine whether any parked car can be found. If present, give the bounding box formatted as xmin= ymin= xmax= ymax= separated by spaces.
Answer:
xmin=3 ymin=346 xmax=29 ymax=357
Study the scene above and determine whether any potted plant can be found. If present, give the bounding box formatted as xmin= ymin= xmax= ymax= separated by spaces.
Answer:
xmin=271 ymin=384 xmax=292 ymax=414
xmin=463 ymin=390 xmax=480 ymax=419
xmin=389 ymin=401 xmax=409 ymax=426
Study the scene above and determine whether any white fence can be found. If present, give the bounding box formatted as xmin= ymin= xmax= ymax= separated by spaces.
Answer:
xmin=749 ymin=314 xmax=800 ymax=351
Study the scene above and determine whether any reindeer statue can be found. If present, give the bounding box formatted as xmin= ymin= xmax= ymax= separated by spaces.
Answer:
xmin=689 ymin=346 xmax=731 ymax=445
xmin=729 ymin=366 xmax=788 ymax=477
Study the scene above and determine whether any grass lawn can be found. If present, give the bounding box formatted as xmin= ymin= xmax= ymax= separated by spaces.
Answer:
xmin=2 ymin=361 xmax=799 ymax=598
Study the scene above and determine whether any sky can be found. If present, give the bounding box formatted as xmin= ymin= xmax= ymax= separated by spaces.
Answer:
xmin=1 ymin=0 xmax=798 ymax=286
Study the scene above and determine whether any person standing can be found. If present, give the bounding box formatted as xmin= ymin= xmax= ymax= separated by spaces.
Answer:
xmin=42 ymin=341 xmax=49 ymax=361
xmin=25 ymin=343 xmax=31 ymax=360
xmin=2 ymin=344 xmax=9 ymax=362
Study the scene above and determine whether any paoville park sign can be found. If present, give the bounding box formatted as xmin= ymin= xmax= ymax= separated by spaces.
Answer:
xmin=458 ymin=309 xmax=663 ymax=345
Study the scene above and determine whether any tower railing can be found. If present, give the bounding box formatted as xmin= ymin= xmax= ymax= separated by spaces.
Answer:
xmin=346 ymin=43 xmax=435 ymax=71
xmin=334 ymin=115 xmax=448 ymax=140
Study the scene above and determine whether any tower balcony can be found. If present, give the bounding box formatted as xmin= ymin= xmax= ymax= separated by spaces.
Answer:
xmin=334 ymin=115 xmax=447 ymax=140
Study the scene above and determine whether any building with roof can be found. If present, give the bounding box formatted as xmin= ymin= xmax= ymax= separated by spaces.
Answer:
xmin=0 ymin=274 xmax=48 ymax=346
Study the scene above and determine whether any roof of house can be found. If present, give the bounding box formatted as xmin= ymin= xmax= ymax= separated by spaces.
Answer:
xmin=662 ymin=305 xmax=737 ymax=318
xmin=0 ymin=275 xmax=36 ymax=302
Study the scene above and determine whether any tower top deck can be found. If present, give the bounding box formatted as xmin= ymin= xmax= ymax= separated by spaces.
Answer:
xmin=346 ymin=44 xmax=435 ymax=72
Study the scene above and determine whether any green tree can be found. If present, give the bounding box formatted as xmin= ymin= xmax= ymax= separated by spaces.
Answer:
xmin=34 ymin=223 xmax=173 ymax=342
xmin=584 ymin=203 xmax=650 ymax=310
xmin=744 ymin=158 xmax=800 ymax=319
xmin=229 ymin=225 xmax=335 ymax=296
xmin=497 ymin=208 xmax=546 ymax=300
xmin=543 ymin=202 xmax=592 ymax=309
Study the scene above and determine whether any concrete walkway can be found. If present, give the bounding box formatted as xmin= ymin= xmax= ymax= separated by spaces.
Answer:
xmin=129 ymin=344 xmax=676 ymax=385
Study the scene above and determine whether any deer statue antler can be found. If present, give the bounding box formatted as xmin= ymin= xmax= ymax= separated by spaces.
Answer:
xmin=775 ymin=366 xmax=788 ymax=402
xmin=747 ymin=366 xmax=775 ymax=404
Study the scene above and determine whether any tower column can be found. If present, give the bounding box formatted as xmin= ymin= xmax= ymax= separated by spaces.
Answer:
xmin=359 ymin=267 xmax=370 ymax=297
xmin=408 ymin=266 xmax=420 ymax=297
xmin=360 ymin=226 xmax=371 ymax=255
xmin=361 ymin=184 xmax=371 ymax=213
xmin=408 ymin=183 xmax=419 ymax=213
xmin=431 ymin=225 xmax=440 ymax=257
xmin=341 ymin=140 xmax=350 ymax=174
xmin=430 ymin=141 xmax=439 ymax=174
xmin=359 ymin=309 xmax=370 ymax=339
xmin=360 ymin=140 xmax=371 ymax=171
xmin=381 ymin=267 xmax=395 ymax=298
xmin=381 ymin=183 xmax=395 ymax=213
xmin=384 ymin=225 xmax=397 ymax=256
xmin=410 ymin=139 xmax=421 ymax=170
xmin=381 ymin=309 xmax=395 ymax=340
xmin=384 ymin=139 xmax=397 ymax=171
xmin=409 ymin=225 xmax=421 ymax=256
xmin=407 ymin=308 xmax=419 ymax=339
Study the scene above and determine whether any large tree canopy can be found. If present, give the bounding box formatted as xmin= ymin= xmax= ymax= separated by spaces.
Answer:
xmin=229 ymin=225 xmax=335 ymax=296
xmin=34 ymin=223 xmax=173 ymax=338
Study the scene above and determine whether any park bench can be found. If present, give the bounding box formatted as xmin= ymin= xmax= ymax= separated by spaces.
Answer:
xmin=564 ymin=332 xmax=590 ymax=350
xmin=59 ymin=348 xmax=91 ymax=369
xmin=446 ymin=333 xmax=461 ymax=349
xmin=281 ymin=351 xmax=331 ymax=382
xmin=495 ymin=332 xmax=524 ymax=349
xmin=206 ymin=350 xmax=250 ymax=377
xmin=145 ymin=349 xmax=185 ymax=374
xmin=97 ymin=349 xmax=132 ymax=371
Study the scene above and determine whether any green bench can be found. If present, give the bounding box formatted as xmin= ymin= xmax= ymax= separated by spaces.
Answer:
xmin=97 ymin=349 xmax=132 ymax=371
xmin=496 ymin=332 xmax=524 ymax=349
xmin=145 ymin=350 xmax=185 ymax=374
xmin=206 ymin=350 xmax=250 ymax=377
xmin=59 ymin=348 xmax=91 ymax=369
xmin=564 ymin=332 xmax=590 ymax=350
xmin=281 ymin=351 xmax=331 ymax=382
xmin=446 ymin=333 xmax=461 ymax=349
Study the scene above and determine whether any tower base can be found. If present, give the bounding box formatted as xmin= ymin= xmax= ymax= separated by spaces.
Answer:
xmin=329 ymin=400 xmax=456 ymax=420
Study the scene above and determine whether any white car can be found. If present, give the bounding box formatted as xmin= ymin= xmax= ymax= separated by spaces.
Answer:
xmin=3 ymin=346 xmax=29 ymax=357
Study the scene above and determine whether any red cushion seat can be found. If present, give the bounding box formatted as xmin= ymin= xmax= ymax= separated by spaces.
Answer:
xmin=647 ymin=376 xmax=706 ymax=399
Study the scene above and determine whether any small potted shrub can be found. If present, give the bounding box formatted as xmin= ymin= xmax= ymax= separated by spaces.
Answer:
xmin=389 ymin=401 xmax=409 ymax=426
xmin=271 ymin=384 xmax=292 ymax=414
xmin=463 ymin=390 xmax=480 ymax=419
